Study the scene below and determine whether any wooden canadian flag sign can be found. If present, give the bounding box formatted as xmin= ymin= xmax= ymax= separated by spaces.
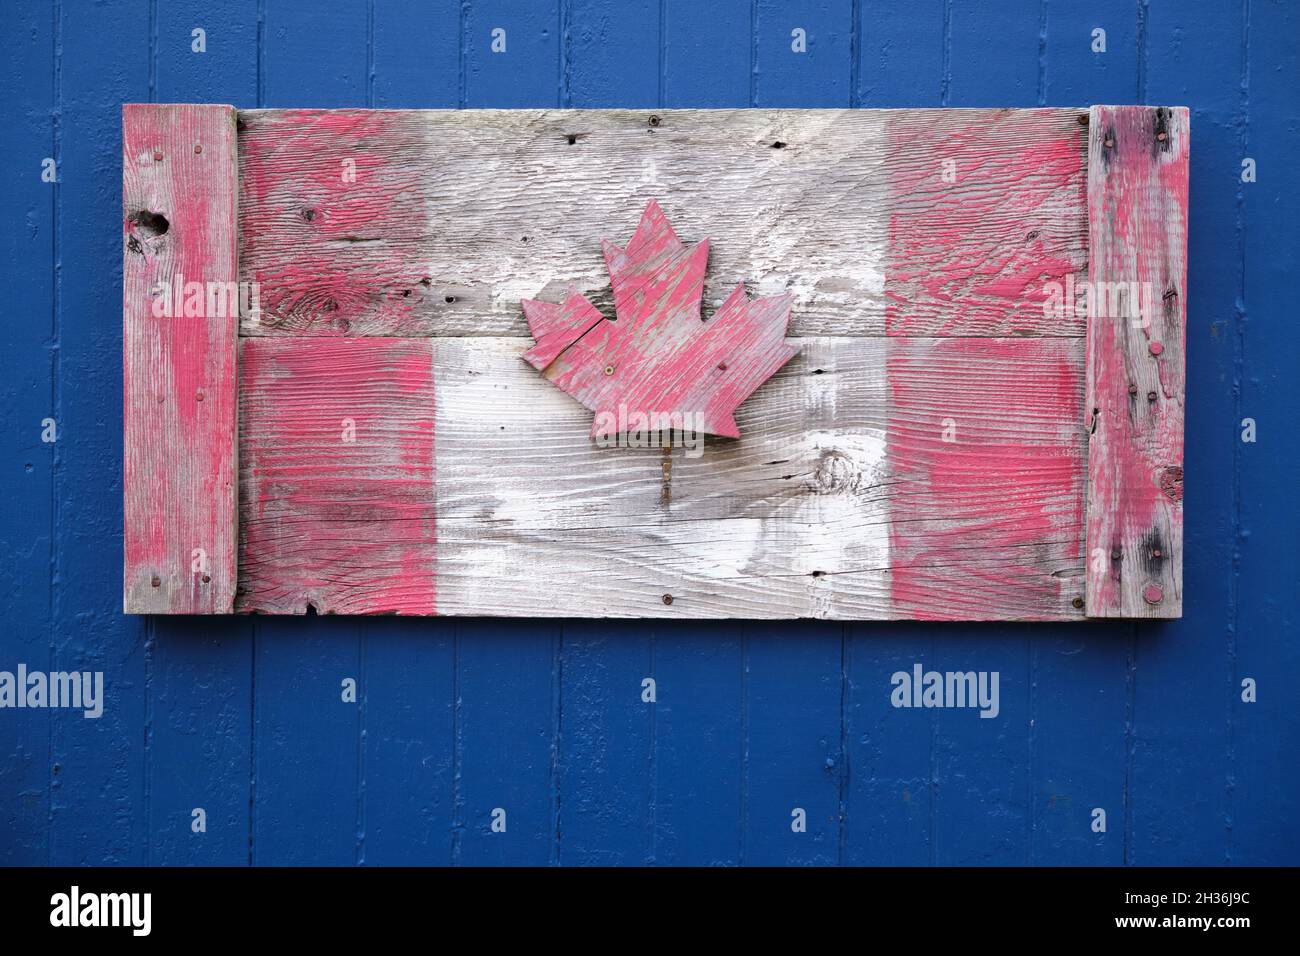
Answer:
xmin=122 ymin=105 xmax=1188 ymax=622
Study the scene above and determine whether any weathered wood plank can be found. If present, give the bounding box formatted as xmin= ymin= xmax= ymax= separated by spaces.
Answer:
xmin=1084 ymin=105 xmax=1188 ymax=618
xmin=237 ymin=337 xmax=437 ymax=615
xmin=236 ymin=108 xmax=1088 ymax=338
xmin=887 ymin=337 xmax=1087 ymax=620
xmin=123 ymin=104 xmax=239 ymax=613
xmin=458 ymin=335 xmax=1083 ymax=620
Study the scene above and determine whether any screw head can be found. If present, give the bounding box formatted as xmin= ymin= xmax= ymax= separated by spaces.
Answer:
xmin=1142 ymin=583 xmax=1164 ymax=605
xmin=604 ymin=365 xmax=615 ymax=376
xmin=661 ymin=593 xmax=673 ymax=605
xmin=648 ymin=114 xmax=661 ymax=127
xmin=1071 ymin=597 xmax=1085 ymax=610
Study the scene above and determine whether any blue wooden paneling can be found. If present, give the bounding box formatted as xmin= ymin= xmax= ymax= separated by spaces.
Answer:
xmin=0 ymin=0 xmax=1295 ymax=867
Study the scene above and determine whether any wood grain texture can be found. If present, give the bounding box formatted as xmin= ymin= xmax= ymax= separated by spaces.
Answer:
xmin=887 ymin=337 xmax=1087 ymax=620
xmin=231 ymin=335 xmax=1083 ymax=619
xmin=123 ymin=103 xmax=239 ymax=613
xmin=236 ymin=107 xmax=1089 ymax=338
xmin=1084 ymin=106 xmax=1188 ymax=618
xmin=237 ymin=337 xmax=436 ymax=615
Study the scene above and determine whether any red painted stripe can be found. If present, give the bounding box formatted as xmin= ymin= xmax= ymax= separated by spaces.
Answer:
xmin=238 ymin=337 xmax=436 ymax=615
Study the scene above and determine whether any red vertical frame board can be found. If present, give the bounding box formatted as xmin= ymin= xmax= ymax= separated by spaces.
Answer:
xmin=1084 ymin=105 xmax=1189 ymax=618
xmin=122 ymin=104 xmax=239 ymax=612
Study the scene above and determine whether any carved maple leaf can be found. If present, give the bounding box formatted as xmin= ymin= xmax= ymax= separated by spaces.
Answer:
xmin=521 ymin=200 xmax=799 ymax=440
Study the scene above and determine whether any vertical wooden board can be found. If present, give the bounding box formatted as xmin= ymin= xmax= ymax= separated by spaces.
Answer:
xmin=742 ymin=623 xmax=844 ymax=865
xmin=754 ymin=0 xmax=852 ymax=107
xmin=854 ymin=0 xmax=945 ymax=106
xmin=122 ymin=103 xmax=238 ymax=613
xmin=455 ymin=620 xmax=559 ymax=866
xmin=946 ymin=0 xmax=1040 ymax=106
xmin=663 ymin=0 xmax=751 ymax=107
xmin=52 ymin=0 xmax=151 ymax=866
xmin=1042 ymin=0 xmax=1137 ymax=106
xmin=1125 ymin=9 xmax=1235 ymax=861
xmin=360 ymin=618 xmax=455 ymax=865
xmin=149 ymin=618 xmax=253 ymax=865
xmin=556 ymin=623 xmax=653 ymax=864
xmin=568 ymin=0 xmax=659 ymax=107
xmin=1025 ymin=626 xmax=1126 ymax=865
xmin=465 ymin=0 xmax=560 ymax=107
xmin=237 ymin=337 xmax=436 ymax=615
xmin=360 ymin=0 xmax=463 ymax=868
xmin=842 ymin=625 xmax=933 ymax=865
xmin=0 ymin=0 xmax=55 ymax=865
xmin=373 ymin=0 xmax=461 ymax=109
xmin=653 ymin=623 xmax=744 ymax=865
xmin=886 ymin=337 xmax=1086 ymax=621
xmin=1236 ymin=0 xmax=1300 ymax=865
xmin=252 ymin=617 xmax=360 ymax=865
xmin=928 ymin=626 xmax=1031 ymax=865
xmin=1084 ymin=105 xmax=1188 ymax=618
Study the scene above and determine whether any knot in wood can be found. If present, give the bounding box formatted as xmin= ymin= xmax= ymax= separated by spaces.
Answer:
xmin=812 ymin=449 xmax=860 ymax=494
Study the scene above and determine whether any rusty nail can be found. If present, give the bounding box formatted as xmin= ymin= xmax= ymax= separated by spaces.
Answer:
xmin=604 ymin=365 xmax=615 ymax=376
xmin=1147 ymin=390 xmax=1157 ymax=402
xmin=196 ymin=389 xmax=204 ymax=402
xmin=151 ymin=575 xmax=161 ymax=588
xmin=661 ymin=593 xmax=673 ymax=605
xmin=1156 ymin=130 xmax=1167 ymax=142
xmin=1071 ymin=597 xmax=1085 ymax=609
xmin=194 ymin=144 xmax=203 ymax=154
xmin=718 ymin=361 xmax=728 ymax=371
xmin=153 ymin=151 xmax=163 ymax=161
xmin=1142 ymin=583 xmax=1164 ymax=605
xmin=202 ymin=574 xmax=211 ymax=584
xmin=1128 ymin=384 xmax=1138 ymax=396
xmin=1152 ymin=548 xmax=1162 ymax=558
xmin=1148 ymin=341 xmax=1164 ymax=356
xmin=1104 ymin=137 xmax=1114 ymax=148
xmin=648 ymin=114 xmax=661 ymax=127
xmin=1110 ymin=548 xmax=1121 ymax=560
xmin=1077 ymin=113 xmax=1089 ymax=126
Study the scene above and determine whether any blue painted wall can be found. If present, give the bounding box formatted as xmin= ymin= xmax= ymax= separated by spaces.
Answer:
xmin=2 ymin=0 xmax=1296 ymax=866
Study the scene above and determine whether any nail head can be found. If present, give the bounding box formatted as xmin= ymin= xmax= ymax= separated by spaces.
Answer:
xmin=1149 ymin=341 xmax=1164 ymax=356
xmin=1142 ymin=583 xmax=1164 ymax=605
